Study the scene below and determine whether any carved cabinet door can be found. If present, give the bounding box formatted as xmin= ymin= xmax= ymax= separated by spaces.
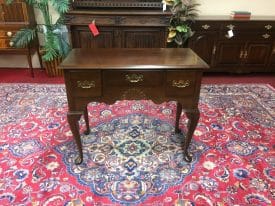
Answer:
xmin=213 ymin=41 xmax=244 ymax=68
xmin=243 ymin=41 xmax=272 ymax=68
xmin=71 ymin=26 xmax=116 ymax=48
xmin=267 ymin=42 xmax=275 ymax=72
xmin=188 ymin=31 xmax=217 ymax=66
xmin=122 ymin=27 xmax=166 ymax=48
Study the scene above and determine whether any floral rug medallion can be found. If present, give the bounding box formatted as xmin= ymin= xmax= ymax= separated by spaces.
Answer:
xmin=56 ymin=114 xmax=208 ymax=204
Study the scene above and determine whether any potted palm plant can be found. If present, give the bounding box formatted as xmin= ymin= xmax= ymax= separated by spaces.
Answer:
xmin=6 ymin=0 xmax=71 ymax=77
xmin=165 ymin=0 xmax=199 ymax=47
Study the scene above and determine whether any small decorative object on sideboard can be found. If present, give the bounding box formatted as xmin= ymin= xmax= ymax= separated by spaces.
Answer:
xmin=6 ymin=0 xmax=71 ymax=77
xmin=230 ymin=11 xmax=251 ymax=20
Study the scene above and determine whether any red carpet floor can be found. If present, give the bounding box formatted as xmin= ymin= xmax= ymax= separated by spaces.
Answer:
xmin=0 ymin=83 xmax=274 ymax=205
xmin=0 ymin=68 xmax=274 ymax=87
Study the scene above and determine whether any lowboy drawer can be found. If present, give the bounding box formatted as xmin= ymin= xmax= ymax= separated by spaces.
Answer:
xmin=103 ymin=70 xmax=163 ymax=87
xmin=68 ymin=71 xmax=102 ymax=97
xmin=0 ymin=30 xmax=17 ymax=38
xmin=165 ymin=71 xmax=197 ymax=97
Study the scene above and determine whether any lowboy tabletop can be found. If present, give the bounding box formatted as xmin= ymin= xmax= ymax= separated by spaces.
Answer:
xmin=59 ymin=48 xmax=208 ymax=164
xmin=60 ymin=48 xmax=208 ymax=69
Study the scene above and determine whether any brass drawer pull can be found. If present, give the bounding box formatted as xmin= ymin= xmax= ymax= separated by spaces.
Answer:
xmin=172 ymin=80 xmax=190 ymax=88
xmin=125 ymin=74 xmax=143 ymax=83
xmin=243 ymin=51 xmax=248 ymax=59
xmin=265 ymin=25 xmax=272 ymax=30
xmin=77 ymin=80 xmax=95 ymax=89
xmin=262 ymin=34 xmax=270 ymax=39
xmin=240 ymin=50 xmax=244 ymax=58
xmin=202 ymin=24 xmax=210 ymax=30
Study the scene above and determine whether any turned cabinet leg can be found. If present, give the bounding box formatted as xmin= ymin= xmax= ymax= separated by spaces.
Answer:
xmin=27 ymin=50 xmax=34 ymax=78
xmin=67 ymin=112 xmax=83 ymax=165
xmin=37 ymin=48 xmax=43 ymax=70
xmin=184 ymin=109 xmax=200 ymax=162
xmin=35 ymin=37 xmax=43 ymax=69
xmin=83 ymin=106 xmax=90 ymax=135
xmin=175 ymin=102 xmax=182 ymax=134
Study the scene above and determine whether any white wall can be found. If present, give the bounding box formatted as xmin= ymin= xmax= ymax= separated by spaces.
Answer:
xmin=198 ymin=0 xmax=275 ymax=16
xmin=1 ymin=0 xmax=275 ymax=68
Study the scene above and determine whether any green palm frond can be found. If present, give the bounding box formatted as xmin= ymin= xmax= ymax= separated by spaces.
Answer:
xmin=5 ymin=0 xmax=13 ymax=4
xmin=55 ymin=16 xmax=65 ymax=25
xmin=25 ymin=0 xmax=38 ymax=4
xmin=6 ymin=0 xmax=37 ymax=4
xmin=42 ymin=32 xmax=59 ymax=61
xmin=11 ymin=28 xmax=37 ymax=48
xmin=52 ymin=31 xmax=71 ymax=58
xmin=5 ymin=0 xmax=71 ymax=62
xmin=50 ymin=0 xmax=70 ymax=14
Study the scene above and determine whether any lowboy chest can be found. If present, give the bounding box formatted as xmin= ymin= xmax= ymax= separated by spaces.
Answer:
xmin=59 ymin=48 xmax=209 ymax=164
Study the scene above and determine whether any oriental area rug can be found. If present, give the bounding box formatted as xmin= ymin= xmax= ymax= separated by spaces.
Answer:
xmin=0 ymin=83 xmax=274 ymax=206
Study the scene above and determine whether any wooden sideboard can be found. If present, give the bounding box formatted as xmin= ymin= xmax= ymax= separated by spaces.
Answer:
xmin=64 ymin=9 xmax=170 ymax=48
xmin=0 ymin=0 xmax=42 ymax=77
xmin=188 ymin=16 xmax=275 ymax=73
xmin=59 ymin=48 xmax=209 ymax=164
xmin=65 ymin=9 xmax=275 ymax=73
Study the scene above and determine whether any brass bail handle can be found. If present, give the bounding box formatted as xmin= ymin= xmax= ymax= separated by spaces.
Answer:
xmin=125 ymin=74 xmax=144 ymax=83
xmin=77 ymin=80 xmax=95 ymax=89
xmin=172 ymin=80 xmax=191 ymax=88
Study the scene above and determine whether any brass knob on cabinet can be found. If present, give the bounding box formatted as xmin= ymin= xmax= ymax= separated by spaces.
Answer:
xmin=240 ymin=50 xmax=244 ymax=58
xmin=212 ymin=45 xmax=217 ymax=55
xmin=265 ymin=25 xmax=272 ymax=30
xmin=202 ymin=24 xmax=210 ymax=30
xmin=9 ymin=41 xmax=14 ymax=47
xmin=262 ymin=34 xmax=271 ymax=39
xmin=6 ymin=31 xmax=13 ymax=37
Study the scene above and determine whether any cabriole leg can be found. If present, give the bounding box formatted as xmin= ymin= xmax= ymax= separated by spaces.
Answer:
xmin=67 ymin=112 xmax=83 ymax=164
xmin=184 ymin=109 xmax=200 ymax=162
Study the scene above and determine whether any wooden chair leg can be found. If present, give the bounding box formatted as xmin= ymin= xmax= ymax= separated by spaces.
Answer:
xmin=27 ymin=50 xmax=34 ymax=78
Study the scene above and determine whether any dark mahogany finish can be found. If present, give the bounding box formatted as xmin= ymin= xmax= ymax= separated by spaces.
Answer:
xmin=0 ymin=0 xmax=42 ymax=76
xmin=66 ymin=7 xmax=275 ymax=73
xmin=65 ymin=9 xmax=170 ymax=49
xmin=189 ymin=16 xmax=275 ymax=73
xmin=59 ymin=48 xmax=209 ymax=164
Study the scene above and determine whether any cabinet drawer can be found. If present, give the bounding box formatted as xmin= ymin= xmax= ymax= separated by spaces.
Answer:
xmin=103 ymin=70 xmax=164 ymax=87
xmin=219 ymin=31 xmax=275 ymax=41
xmin=0 ymin=38 xmax=13 ymax=48
xmin=193 ymin=21 xmax=221 ymax=31
xmin=221 ymin=22 xmax=275 ymax=32
xmin=0 ymin=30 xmax=17 ymax=38
xmin=69 ymin=71 xmax=102 ymax=97
xmin=165 ymin=71 xmax=197 ymax=97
